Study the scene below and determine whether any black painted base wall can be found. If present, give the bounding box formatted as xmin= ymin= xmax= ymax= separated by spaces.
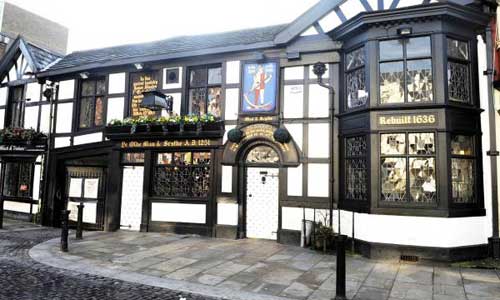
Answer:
xmin=279 ymin=229 xmax=301 ymax=246
xmin=215 ymin=225 xmax=238 ymax=239
xmin=3 ymin=210 xmax=32 ymax=222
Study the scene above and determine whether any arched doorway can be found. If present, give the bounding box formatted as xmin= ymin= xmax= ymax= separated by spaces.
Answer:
xmin=243 ymin=145 xmax=280 ymax=240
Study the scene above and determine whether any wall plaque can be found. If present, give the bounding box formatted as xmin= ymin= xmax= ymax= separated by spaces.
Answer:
xmin=378 ymin=114 xmax=437 ymax=126
xmin=130 ymin=72 xmax=159 ymax=118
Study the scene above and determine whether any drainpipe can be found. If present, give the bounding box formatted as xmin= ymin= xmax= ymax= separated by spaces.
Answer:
xmin=485 ymin=20 xmax=500 ymax=259
xmin=312 ymin=62 xmax=336 ymax=231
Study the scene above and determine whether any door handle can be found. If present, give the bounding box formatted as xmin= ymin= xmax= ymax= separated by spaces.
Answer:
xmin=248 ymin=194 xmax=252 ymax=197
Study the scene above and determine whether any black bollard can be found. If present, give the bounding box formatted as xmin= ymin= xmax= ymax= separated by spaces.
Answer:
xmin=76 ymin=203 xmax=84 ymax=240
xmin=0 ymin=199 xmax=3 ymax=229
xmin=60 ymin=210 xmax=70 ymax=252
xmin=335 ymin=234 xmax=347 ymax=300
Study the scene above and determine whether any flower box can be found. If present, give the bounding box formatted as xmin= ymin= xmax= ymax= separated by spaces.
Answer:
xmin=149 ymin=124 xmax=166 ymax=133
xmin=133 ymin=124 xmax=150 ymax=134
xmin=201 ymin=121 xmax=224 ymax=131
xmin=166 ymin=123 xmax=181 ymax=132
xmin=183 ymin=123 xmax=198 ymax=132
xmin=105 ymin=125 xmax=132 ymax=134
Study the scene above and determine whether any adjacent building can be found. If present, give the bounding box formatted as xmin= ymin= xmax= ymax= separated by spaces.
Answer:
xmin=0 ymin=0 xmax=498 ymax=261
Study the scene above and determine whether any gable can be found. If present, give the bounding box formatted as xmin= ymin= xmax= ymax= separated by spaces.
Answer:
xmin=275 ymin=0 xmax=464 ymax=45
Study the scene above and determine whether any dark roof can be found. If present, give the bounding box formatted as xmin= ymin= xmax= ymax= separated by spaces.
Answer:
xmin=25 ymin=43 xmax=62 ymax=70
xmin=46 ymin=24 xmax=287 ymax=73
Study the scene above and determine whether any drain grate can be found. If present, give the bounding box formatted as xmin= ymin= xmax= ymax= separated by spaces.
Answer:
xmin=400 ymin=255 xmax=419 ymax=262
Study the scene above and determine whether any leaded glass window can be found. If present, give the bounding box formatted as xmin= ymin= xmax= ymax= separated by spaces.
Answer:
xmin=152 ymin=151 xmax=211 ymax=199
xmin=345 ymin=47 xmax=367 ymax=109
xmin=451 ymin=135 xmax=475 ymax=203
xmin=188 ymin=65 xmax=222 ymax=118
xmin=447 ymin=38 xmax=470 ymax=103
xmin=380 ymin=132 xmax=436 ymax=204
xmin=2 ymin=161 xmax=33 ymax=198
xmin=345 ymin=136 xmax=368 ymax=201
xmin=8 ymin=85 xmax=25 ymax=128
xmin=246 ymin=146 xmax=279 ymax=164
xmin=122 ymin=153 xmax=145 ymax=164
xmin=78 ymin=78 xmax=106 ymax=129
xmin=379 ymin=37 xmax=433 ymax=104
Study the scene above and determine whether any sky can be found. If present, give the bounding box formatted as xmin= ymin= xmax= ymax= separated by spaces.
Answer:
xmin=6 ymin=0 xmax=319 ymax=53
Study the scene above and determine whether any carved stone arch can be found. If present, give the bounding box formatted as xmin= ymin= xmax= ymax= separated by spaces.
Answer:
xmin=222 ymin=123 xmax=301 ymax=167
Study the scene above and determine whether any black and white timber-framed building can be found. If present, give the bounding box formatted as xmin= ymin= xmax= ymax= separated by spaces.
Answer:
xmin=0 ymin=0 xmax=499 ymax=261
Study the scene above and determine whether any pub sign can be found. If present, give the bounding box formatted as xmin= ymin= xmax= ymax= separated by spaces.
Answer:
xmin=242 ymin=62 xmax=278 ymax=114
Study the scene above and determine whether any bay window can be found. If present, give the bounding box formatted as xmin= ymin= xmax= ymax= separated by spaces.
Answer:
xmin=345 ymin=47 xmax=367 ymax=109
xmin=451 ymin=135 xmax=475 ymax=203
xmin=345 ymin=136 xmax=368 ymax=201
xmin=447 ymin=38 xmax=471 ymax=104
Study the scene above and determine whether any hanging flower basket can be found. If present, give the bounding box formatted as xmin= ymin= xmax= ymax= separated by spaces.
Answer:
xmin=273 ymin=128 xmax=291 ymax=143
xmin=227 ymin=128 xmax=244 ymax=143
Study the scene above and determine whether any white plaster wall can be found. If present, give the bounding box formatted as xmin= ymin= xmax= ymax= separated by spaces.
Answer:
xmin=221 ymin=165 xmax=233 ymax=193
xmin=284 ymin=66 xmax=304 ymax=80
xmin=73 ymin=132 xmax=103 ymax=145
xmin=39 ymin=105 xmax=50 ymax=133
xmin=287 ymin=164 xmax=302 ymax=196
xmin=4 ymin=201 xmax=31 ymax=214
xmin=58 ymin=80 xmax=75 ymax=99
xmin=32 ymin=164 xmax=41 ymax=200
xmin=56 ymin=103 xmax=73 ymax=133
xmin=226 ymin=61 xmax=240 ymax=84
xmin=285 ymin=123 xmax=303 ymax=150
xmin=0 ymin=87 xmax=7 ymax=105
xmin=54 ymin=137 xmax=71 ymax=148
xmin=23 ymin=106 xmax=39 ymax=130
xmin=307 ymin=163 xmax=329 ymax=197
xmin=0 ymin=109 xmax=4 ymax=129
xmin=26 ymin=83 xmax=41 ymax=101
xmin=281 ymin=207 xmax=330 ymax=231
xmin=108 ymin=73 xmax=126 ymax=94
xmin=163 ymin=67 xmax=182 ymax=90
xmin=106 ymin=97 xmax=124 ymax=123
xmin=217 ymin=202 xmax=238 ymax=225
xmin=224 ymin=88 xmax=239 ymax=121
xmin=151 ymin=203 xmax=206 ymax=224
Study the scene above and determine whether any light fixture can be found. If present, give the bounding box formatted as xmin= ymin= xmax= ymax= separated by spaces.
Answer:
xmin=134 ymin=63 xmax=143 ymax=70
xmin=79 ymin=72 xmax=90 ymax=79
xmin=140 ymin=90 xmax=173 ymax=112
xmin=397 ymin=27 xmax=413 ymax=36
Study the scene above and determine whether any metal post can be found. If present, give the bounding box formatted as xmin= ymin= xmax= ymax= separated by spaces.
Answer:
xmin=335 ymin=234 xmax=347 ymax=300
xmin=76 ymin=203 xmax=84 ymax=240
xmin=60 ymin=209 xmax=70 ymax=252
xmin=0 ymin=198 xmax=3 ymax=229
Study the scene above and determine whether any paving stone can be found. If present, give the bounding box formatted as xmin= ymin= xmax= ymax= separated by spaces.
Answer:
xmin=203 ymin=261 xmax=249 ymax=277
xmin=461 ymin=269 xmax=500 ymax=284
xmin=244 ymin=281 xmax=288 ymax=296
xmin=363 ymin=276 xmax=395 ymax=289
xmin=395 ymin=264 xmax=433 ymax=285
xmin=193 ymin=274 xmax=226 ymax=286
xmin=150 ymin=257 xmax=197 ymax=273
xmin=261 ymin=266 xmax=304 ymax=285
xmin=307 ymin=289 xmax=334 ymax=300
xmin=281 ymin=281 xmax=314 ymax=299
xmin=353 ymin=286 xmax=390 ymax=300
xmin=390 ymin=282 xmax=433 ymax=300
xmin=434 ymin=267 xmax=463 ymax=286
xmin=296 ymin=267 xmax=334 ymax=288
xmin=216 ymin=279 xmax=248 ymax=290
xmin=434 ymin=283 xmax=466 ymax=298
xmin=163 ymin=267 xmax=203 ymax=280
xmin=227 ymin=272 xmax=259 ymax=285
xmin=464 ymin=281 xmax=500 ymax=298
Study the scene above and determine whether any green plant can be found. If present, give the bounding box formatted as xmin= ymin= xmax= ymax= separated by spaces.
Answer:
xmin=273 ymin=128 xmax=291 ymax=143
xmin=168 ymin=115 xmax=181 ymax=124
xmin=157 ymin=116 xmax=170 ymax=125
xmin=0 ymin=127 xmax=46 ymax=142
xmin=122 ymin=118 xmax=135 ymax=126
xmin=107 ymin=119 xmax=123 ymax=126
xmin=227 ymin=128 xmax=244 ymax=143
xmin=136 ymin=115 xmax=156 ymax=125
xmin=183 ymin=114 xmax=199 ymax=124
xmin=200 ymin=113 xmax=218 ymax=123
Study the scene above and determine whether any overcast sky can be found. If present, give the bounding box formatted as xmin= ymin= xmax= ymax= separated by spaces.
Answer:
xmin=6 ymin=0 xmax=319 ymax=53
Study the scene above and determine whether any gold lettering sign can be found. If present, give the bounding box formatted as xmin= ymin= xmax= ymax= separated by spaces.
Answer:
xmin=242 ymin=116 xmax=277 ymax=123
xmin=130 ymin=72 xmax=159 ymax=118
xmin=229 ymin=124 xmax=290 ymax=153
xmin=378 ymin=114 xmax=437 ymax=126
xmin=121 ymin=139 xmax=213 ymax=149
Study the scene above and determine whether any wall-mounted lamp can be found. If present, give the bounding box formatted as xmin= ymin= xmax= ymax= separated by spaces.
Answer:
xmin=140 ymin=90 xmax=173 ymax=112
xmin=79 ymin=72 xmax=90 ymax=79
xmin=397 ymin=27 xmax=413 ymax=36
xmin=134 ymin=63 xmax=144 ymax=70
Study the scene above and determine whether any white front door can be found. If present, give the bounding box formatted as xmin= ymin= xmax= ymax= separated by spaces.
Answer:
xmin=120 ymin=166 xmax=144 ymax=231
xmin=246 ymin=167 xmax=279 ymax=240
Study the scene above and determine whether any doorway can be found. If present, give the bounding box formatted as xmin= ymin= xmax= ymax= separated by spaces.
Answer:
xmin=245 ymin=167 xmax=279 ymax=240
xmin=120 ymin=166 xmax=144 ymax=231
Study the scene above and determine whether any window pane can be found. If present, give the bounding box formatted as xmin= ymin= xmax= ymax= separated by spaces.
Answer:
xmin=79 ymin=97 xmax=93 ymax=128
xmin=381 ymin=157 xmax=407 ymax=202
xmin=448 ymin=61 xmax=470 ymax=103
xmin=409 ymin=133 xmax=435 ymax=155
xmin=380 ymin=62 xmax=404 ymax=104
xmin=190 ymin=68 xmax=208 ymax=87
xmin=157 ymin=153 xmax=172 ymax=165
xmin=208 ymin=67 xmax=222 ymax=85
xmin=283 ymin=85 xmax=304 ymax=118
xmin=3 ymin=162 xmax=19 ymax=197
xmin=447 ymin=38 xmax=469 ymax=60
xmin=409 ymin=157 xmax=436 ymax=203
xmin=174 ymin=152 xmax=192 ymax=165
xmin=451 ymin=135 xmax=474 ymax=156
xmin=189 ymin=88 xmax=206 ymax=115
xmin=381 ymin=133 xmax=406 ymax=155
xmin=81 ymin=81 xmax=94 ymax=96
xmin=122 ymin=153 xmax=145 ymax=164
xmin=94 ymin=97 xmax=104 ymax=126
xmin=207 ymin=87 xmax=222 ymax=118
xmin=346 ymin=159 xmax=367 ymax=201
xmin=452 ymin=158 xmax=475 ymax=203
xmin=96 ymin=79 xmax=106 ymax=95
xmin=346 ymin=68 xmax=367 ymax=108
xmin=346 ymin=47 xmax=365 ymax=70
xmin=406 ymin=37 xmax=431 ymax=58
xmin=407 ymin=59 xmax=433 ymax=102
xmin=380 ymin=39 xmax=403 ymax=60
xmin=346 ymin=136 xmax=367 ymax=157
xmin=193 ymin=152 xmax=211 ymax=164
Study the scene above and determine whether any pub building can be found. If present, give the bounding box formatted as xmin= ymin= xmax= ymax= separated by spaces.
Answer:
xmin=0 ymin=0 xmax=498 ymax=261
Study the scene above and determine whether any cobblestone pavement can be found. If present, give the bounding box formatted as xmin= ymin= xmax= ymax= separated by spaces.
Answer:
xmin=30 ymin=229 xmax=500 ymax=300
xmin=0 ymin=219 xmax=219 ymax=300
